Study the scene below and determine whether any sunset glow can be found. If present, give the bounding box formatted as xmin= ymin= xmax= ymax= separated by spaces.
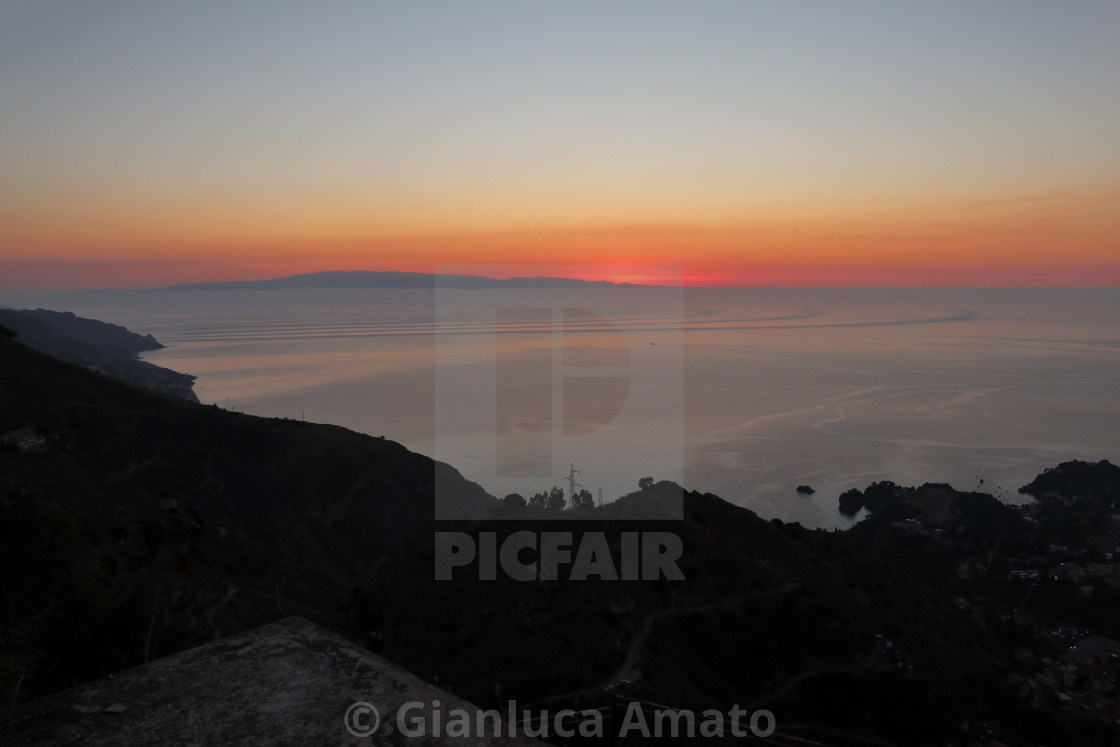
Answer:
xmin=2 ymin=1 xmax=1118 ymax=291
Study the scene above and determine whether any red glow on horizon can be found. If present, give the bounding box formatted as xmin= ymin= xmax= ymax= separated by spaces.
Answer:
xmin=4 ymin=182 xmax=1119 ymax=292
xmin=3 ymin=257 xmax=1119 ymax=294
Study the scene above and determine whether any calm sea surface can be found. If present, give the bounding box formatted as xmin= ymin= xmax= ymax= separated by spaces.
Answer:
xmin=8 ymin=286 xmax=1118 ymax=529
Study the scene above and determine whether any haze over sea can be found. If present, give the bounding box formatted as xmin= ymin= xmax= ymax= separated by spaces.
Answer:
xmin=9 ymin=285 xmax=1118 ymax=530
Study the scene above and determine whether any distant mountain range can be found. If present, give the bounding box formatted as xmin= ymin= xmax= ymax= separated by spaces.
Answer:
xmin=157 ymin=270 xmax=652 ymax=291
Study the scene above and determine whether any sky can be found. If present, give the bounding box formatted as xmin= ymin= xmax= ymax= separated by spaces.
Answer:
xmin=1 ymin=0 xmax=1118 ymax=290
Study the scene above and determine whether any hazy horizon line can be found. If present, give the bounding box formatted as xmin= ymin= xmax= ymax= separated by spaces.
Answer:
xmin=4 ymin=267 xmax=1120 ymax=296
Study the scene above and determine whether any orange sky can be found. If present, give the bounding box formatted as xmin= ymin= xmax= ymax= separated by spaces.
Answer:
xmin=3 ymin=183 xmax=1117 ymax=289
xmin=2 ymin=3 xmax=1118 ymax=290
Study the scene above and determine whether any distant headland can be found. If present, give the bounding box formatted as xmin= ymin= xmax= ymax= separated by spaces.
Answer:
xmin=156 ymin=270 xmax=660 ymax=292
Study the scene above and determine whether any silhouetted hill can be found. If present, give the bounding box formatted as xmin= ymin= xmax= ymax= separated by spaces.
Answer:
xmin=1019 ymin=459 xmax=1120 ymax=504
xmin=0 ymin=308 xmax=198 ymax=402
xmin=1 ymin=330 xmax=1114 ymax=744
xmin=353 ymin=485 xmax=1114 ymax=745
xmin=0 ymin=331 xmax=496 ymax=708
xmin=157 ymin=269 xmax=647 ymax=291
xmin=0 ymin=309 xmax=162 ymax=357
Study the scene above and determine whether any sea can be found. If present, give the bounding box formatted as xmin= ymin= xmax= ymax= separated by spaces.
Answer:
xmin=6 ymin=285 xmax=1118 ymax=530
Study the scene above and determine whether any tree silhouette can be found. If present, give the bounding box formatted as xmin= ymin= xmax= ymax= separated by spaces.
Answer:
xmin=546 ymin=486 xmax=566 ymax=511
xmin=528 ymin=486 xmax=567 ymax=511
xmin=569 ymin=489 xmax=595 ymax=511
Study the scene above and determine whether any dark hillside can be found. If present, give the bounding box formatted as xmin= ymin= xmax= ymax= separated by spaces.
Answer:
xmin=1 ymin=329 xmax=1115 ymax=744
xmin=0 ymin=332 xmax=495 ymax=706
xmin=355 ymin=488 xmax=1113 ymax=745
xmin=0 ymin=309 xmax=198 ymax=402
xmin=0 ymin=309 xmax=164 ymax=358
